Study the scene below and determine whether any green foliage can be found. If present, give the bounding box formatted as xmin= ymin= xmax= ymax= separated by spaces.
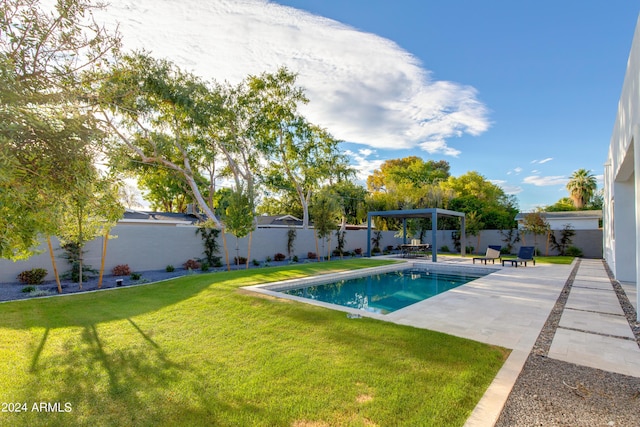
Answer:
xmin=310 ymin=190 xmax=339 ymax=240
xmin=166 ymin=265 xmax=175 ymax=272
xmin=0 ymin=0 xmax=120 ymax=260
xmin=21 ymin=285 xmax=36 ymax=293
xmin=440 ymin=245 xmax=450 ymax=253
xmin=274 ymin=253 xmax=286 ymax=261
xmin=130 ymin=272 xmax=142 ymax=281
xmin=566 ymin=246 xmax=583 ymax=257
xmin=286 ymin=228 xmax=296 ymax=258
xmin=549 ymin=224 xmax=576 ymax=256
xmin=195 ymin=222 xmax=221 ymax=266
xmin=335 ymin=230 xmax=347 ymax=258
xmin=566 ymin=169 xmax=597 ymax=209
xmin=17 ymin=268 xmax=47 ymax=285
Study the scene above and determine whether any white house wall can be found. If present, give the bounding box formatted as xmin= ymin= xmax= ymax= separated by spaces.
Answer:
xmin=604 ymin=15 xmax=640 ymax=319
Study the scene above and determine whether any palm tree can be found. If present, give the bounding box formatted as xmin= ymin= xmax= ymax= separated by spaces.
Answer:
xmin=566 ymin=169 xmax=597 ymax=209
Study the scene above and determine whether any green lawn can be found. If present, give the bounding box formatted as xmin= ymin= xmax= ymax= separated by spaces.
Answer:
xmin=0 ymin=259 xmax=508 ymax=426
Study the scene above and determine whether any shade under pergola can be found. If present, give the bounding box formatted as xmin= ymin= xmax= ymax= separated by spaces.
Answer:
xmin=366 ymin=208 xmax=466 ymax=262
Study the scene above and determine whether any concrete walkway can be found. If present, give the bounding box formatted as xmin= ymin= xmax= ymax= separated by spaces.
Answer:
xmin=383 ymin=257 xmax=640 ymax=426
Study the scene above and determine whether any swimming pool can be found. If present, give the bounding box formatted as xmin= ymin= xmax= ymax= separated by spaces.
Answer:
xmin=260 ymin=265 xmax=489 ymax=315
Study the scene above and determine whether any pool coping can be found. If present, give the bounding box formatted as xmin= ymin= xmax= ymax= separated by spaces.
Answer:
xmin=241 ymin=260 xmax=500 ymax=319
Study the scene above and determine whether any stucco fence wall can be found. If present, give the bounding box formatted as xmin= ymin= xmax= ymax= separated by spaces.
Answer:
xmin=0 ymin=226 xmax=602 ymax=284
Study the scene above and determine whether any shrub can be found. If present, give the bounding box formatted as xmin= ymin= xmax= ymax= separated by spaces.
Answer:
xmin=130 ymin=272 xmax=142 ymax=280
xmin=386 ymin=245 xmax=394 ymax=251
xmin=292 ymin=255 xmax=299 ymax=262
xmin=566 ymin=246 xmax=583 ymax=257
xmin=112 ymin=264 xmax=131 ymax=276
xmin=201 ymin=262 xmax=210 ymax=272
xmin=17 ymin=268 xmax=47 ymax=285
xmin=371 ymin=247 xmax=381 ymax=254
xmin=265 ymin=256 xmax=272 ymax=263
xmin=354 ymin=248 xmax=362 ymax=255
xmin=234 ymin=257 xmax=247 ymax=265
xmin=183 ymin=259 xmax=201 ymax=270
xmin=28 ymin=289 xmax=53 ymax=297
xmin=465 ymin=246 xmax=474 ymax=254
xmin=166 ymin=265 xmax=175 ymax=272
xmin=274 ymin=253 xmax=286 ymax=261
xmin=307 ymin=252 xmax=317 ymax=260
xmin=21 ymin=285 xmax=36 ymax=293
xmin=440 ymin=245 xmax=450 ymax=253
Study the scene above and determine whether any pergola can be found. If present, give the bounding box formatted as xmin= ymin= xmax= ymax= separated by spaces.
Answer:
xmin=366 ymin=208 xmax=466 ymax=262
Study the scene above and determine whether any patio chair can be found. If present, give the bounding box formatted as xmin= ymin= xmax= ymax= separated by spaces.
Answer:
xmin=501 ymin=246 xmax=536 ymax=267
xmin=472 ymin=245 xmax=502 ymax=264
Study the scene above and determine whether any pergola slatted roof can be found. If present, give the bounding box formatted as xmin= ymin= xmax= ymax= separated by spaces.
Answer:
xmin=366 ymin=208 xmax=466 ymax=262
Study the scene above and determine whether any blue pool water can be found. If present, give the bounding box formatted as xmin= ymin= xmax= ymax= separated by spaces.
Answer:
xmin=279 ymin=268 xmax=486 ymax=314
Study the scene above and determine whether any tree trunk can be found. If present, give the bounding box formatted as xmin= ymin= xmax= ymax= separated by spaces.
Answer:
xmin=246 ymin=231 xmax=253 ymax=269
xmin=98 ymin=231 xmax=108 ymax=288
xmin=222 ymin=229 xmax=230 ymax=271
xmin=47 ymin=236 xmax=62 ymax=294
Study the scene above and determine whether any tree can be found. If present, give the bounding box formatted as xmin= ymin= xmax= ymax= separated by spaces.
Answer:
xmin=57 ymin=168 xmax=124 ymax=289
xmin=222 ymin=187 xmax=255 ymax=269
xmin=252 ymin=68 xmax=353 ymax=228
xmin=1 ymin=0 xmax=120 ymax=260
xmin=310 ymin=189 xmax=340 ymax=260
xmin=96 ymin=52 xmax=223 ymax=227
xmin=520 ymin=210 xmax=550 ymax=255
xmin=566 ymin=169 xmax=597 ymax=210
xmin=367 ymin=156 xmax=450 ymax=192
xmin=465 ymin=211 xmax=484 ymax=254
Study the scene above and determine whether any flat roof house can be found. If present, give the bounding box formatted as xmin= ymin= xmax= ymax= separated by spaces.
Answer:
xmin=604 ymin=15 xmax=640 ymax=320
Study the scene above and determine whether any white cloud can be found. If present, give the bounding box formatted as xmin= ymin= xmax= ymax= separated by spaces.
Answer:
xmin=531 ymin=158 xmax=553 ymax=164
xmin=95 ymin=0 xmax=489 ymax=156
xmin=344 ymin=149 xmax=383 ymax=182
xmin=523 ymin=175 xmax=568 ymax=186
xmin=490 ymin=180 xmax=522 ymax=195
xmin=507 ymin=167 xmax=523 ymax=175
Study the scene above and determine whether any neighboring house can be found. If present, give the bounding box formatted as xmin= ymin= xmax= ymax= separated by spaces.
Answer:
xmin=515 ymin=210 xmax=602 ymax=231
xmin=119 ymin=210 xmax=201 ymax=227
xmin=256 ymin=214 xmax=306 ymax=228
xmin=604 ymin=15 xmax=639 ymax=320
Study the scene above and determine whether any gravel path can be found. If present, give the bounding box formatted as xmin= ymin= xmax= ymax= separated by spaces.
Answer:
xmin=496 ymin=259 xmax=640 ymax=426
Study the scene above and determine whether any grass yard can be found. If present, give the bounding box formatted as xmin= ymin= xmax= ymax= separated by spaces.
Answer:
xmin=0 ymin=259 xmax=508 ymax=426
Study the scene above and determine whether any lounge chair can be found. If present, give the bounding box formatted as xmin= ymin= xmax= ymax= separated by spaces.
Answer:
xmin=501 ymin=246 xmax=536 ymax=267
xmin=473 ymin=245 xmax=502 ymax=264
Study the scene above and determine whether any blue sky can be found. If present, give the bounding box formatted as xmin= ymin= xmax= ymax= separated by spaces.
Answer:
xmin=96 ymin=0 xmax=640 ymax=211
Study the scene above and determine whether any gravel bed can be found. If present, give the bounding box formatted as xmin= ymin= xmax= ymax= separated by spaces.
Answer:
xmin=496 ymin=259 xmax=640 ymax=426
xmin=0 ymin=269 xmax=198 ymax=302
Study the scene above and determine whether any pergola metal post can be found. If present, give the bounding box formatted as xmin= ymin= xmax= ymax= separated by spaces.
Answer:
xmin=402 ymin=219 xmax=407 ymax=244
xmin=460 ymin=215 xmax=466 ymax=257
xmin=366 ymin=213 xmax=372 ymax=257
xmin=431 ymin=211 xmax=437 ymax=262
xmin=366 ymin=208 xmax=466 ymax=263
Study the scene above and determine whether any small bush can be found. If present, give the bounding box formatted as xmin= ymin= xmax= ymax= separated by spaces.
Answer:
xmin=307 ymin=252 xmax=317 ymax=260
xmin=166 ymin=265 xmax=175 ymax=272
xmin=566 ymin=246 xmax=583 ymax=257
xmin=354 ymin=248 xmax=362 ymax=255
xmin=112 ymin=264 xmax=131 ymax=276
xmin=386 ymin=245 xmax=394 ymax=251
xmin=201 ymin=262 xmax=210 ymax=272
xmin=234 ymin=257 xmax=247 ymax=265
xmin=17 ymin=268 xmax=47 ymax=285
xmin=252 ymin=259 xmax=260 ymax=266
xmin=183 ymin=259 xmax=201 ymax=270
xmin=28 ymin=289 xmax=53 ymax=297
xmin=292 ymin=255 xmax=299 ymax=262
xmin=130 ymin=272 xmax=142 ymax=280
xmin=440 ymin=245 xmax=450 ymax=253
xmin=465 ymin=246 xmax=474 ymax=254
xmin=332 ymin=249 xmax=341 ymax=257
xmin=21 ymin=285 xmax=36 ymax=293
xmin=274 ymin=253 xmax=286 ymax=261
xmin=265 ymin=256 xmax=272 ymax=262
xmin=371 ymin=247 xmax=381 ymax=254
